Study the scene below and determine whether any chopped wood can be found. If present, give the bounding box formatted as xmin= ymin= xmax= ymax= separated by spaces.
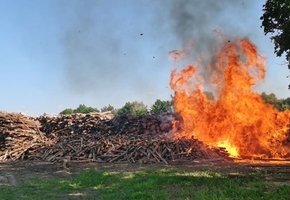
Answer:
xmin=0 ymin=112 xmax=231 ymax=164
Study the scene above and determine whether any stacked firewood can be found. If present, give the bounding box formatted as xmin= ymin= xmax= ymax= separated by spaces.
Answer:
xmin=31 ymin=133 xmax=229 ymax=164
xmin=37 ymin=113 xmax=165 ymax=137
xmin=0 ymin=112 xmax=52 ymax=161
xmin=32 ymin=113 xmax=229 ymax=163
xmin=0 ymin=112 xmax=230 ymax=163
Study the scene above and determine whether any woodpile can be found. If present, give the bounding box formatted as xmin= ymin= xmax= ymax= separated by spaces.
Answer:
xmin=31 ymin=132 xmax=229 ymax=164
xmin=0 ymin=112 xmax=53 ymax=161
xmin=0 ymin=112 xmax=230 ymax=164
xmin=37 ymin=113 xmax=165 ymax=137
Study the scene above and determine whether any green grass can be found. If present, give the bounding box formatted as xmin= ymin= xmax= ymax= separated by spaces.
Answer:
xmin=0 ymin=168 xmax=289 ymax=200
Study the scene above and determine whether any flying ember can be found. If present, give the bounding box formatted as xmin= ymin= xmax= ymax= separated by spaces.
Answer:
xmin=169 ymin=37 xmax=290 ymax=158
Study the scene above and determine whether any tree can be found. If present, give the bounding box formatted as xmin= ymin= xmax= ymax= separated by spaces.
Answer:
xmin=116 ymin=102 xmax=133 ymax=116
xmin=260 ymin=92 xmax=290 ymax=111
xmin=60 ymin=108 xmax=74 ymax=115
xmin=74 ymin=104 xmax=98 ymax=114
xmin=150 ymin=99 xmax=173 ymax=115
xmin=260 ymin=92 xmax=283 ymax=110
xmin=116 ymin=101 xmax=148 ymax=116
xmin=101 ymin=104 xmax=115 ymax=112
xmin=260 ymin=1 xmax=290 ymax=87
xmin=281 ymin=97 xmax=290 ymax=110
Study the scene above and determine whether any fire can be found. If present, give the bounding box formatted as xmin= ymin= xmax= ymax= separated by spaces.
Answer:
xmin=217 ymin=140 xmax=238 ymax=157
xmin=169 ymin=37 xmax=290 ymax=158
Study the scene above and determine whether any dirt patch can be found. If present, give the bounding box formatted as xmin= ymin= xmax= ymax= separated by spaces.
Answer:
xmin=0 ymin=159 xmax=290 ymax=186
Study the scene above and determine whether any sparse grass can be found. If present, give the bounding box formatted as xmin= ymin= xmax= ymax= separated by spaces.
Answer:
xmin=0 ymin=168 xmax=289 ymax=200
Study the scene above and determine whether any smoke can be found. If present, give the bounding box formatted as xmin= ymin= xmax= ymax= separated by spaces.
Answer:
xmin=169 ymin=0 xmax=257 ymax=93
xmin=58 ymin=0 xmax=262 ymax=103
xmin=59 ymin=0 xmax=173 ymax=108
xmin=60 ymin=0 xmax=122 ymax=93
xmin=170 ymin=0 xmax=252 ymax=50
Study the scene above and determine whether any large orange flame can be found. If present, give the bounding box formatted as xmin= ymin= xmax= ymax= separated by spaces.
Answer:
xmin=169 ymin=38 xmax=290 ymax=158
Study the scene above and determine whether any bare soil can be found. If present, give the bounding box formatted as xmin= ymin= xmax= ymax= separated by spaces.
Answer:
xmin=0 ymin=159 xmax=290 ymax=186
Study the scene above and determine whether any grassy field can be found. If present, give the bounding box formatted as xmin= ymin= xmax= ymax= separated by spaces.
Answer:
xmin=0 ymin=168 xmax=289 ymax=200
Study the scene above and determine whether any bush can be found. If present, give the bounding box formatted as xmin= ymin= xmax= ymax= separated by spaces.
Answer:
xmin=116 ymin=101 xmax=148 ymax=116
xmin=150 ymin=99 xmax=173 ymax=115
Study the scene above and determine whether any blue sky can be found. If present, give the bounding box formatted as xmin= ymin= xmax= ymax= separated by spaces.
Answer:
xmin=0 ymin=0 xmax=289 ymax=116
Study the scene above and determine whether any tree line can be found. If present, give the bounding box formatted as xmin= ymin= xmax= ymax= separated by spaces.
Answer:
xmin=60 ymin=99 xmax=173 ymax=116
xmin=59 ymin=92 xmax=290 ymax=116
xmin=260 ymin=92 xmax=290 ymax=111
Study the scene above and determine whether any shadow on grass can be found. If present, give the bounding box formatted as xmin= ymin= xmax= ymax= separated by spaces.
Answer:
xmin=0 ymin=168 xmax=289 ymax=200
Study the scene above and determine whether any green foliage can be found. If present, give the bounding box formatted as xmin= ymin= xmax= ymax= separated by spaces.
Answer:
xmin=59 ymin=104 xmax=99 ymax=115
xmin=74 ymin=104 xmax=98 ymax=114
xmin=260 ymin=0 xmax=290 ymax=87
xmin=117 ymin=101 xmax=148 ymax=116
xmin=100 ymin=104 xmax=115 ymax=112
xmin=59 ymin=108 xmax=74 ymax=115
xmin=261 ymin=92 xmax=282 ymax=110
xmin=150 ymin=99 xmax=173 ymax=115
xmin=260 ymin=92 xmax=290 ymax=111
xmin=261 ymin=0 xmax=290 ymax=58
xmin=131 ymin=101 xmax=148 ymax=116
xmin=116 ymin=102 xmax=133 ymax=116
xmin=282 ymin=97 xmax=290 ymax=110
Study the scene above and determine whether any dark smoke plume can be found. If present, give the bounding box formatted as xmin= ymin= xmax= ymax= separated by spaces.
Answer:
xmin=169 ymin=0 xmax=255 ymax=92
xmin=170 ymin=0 xmax=252 ymax=51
